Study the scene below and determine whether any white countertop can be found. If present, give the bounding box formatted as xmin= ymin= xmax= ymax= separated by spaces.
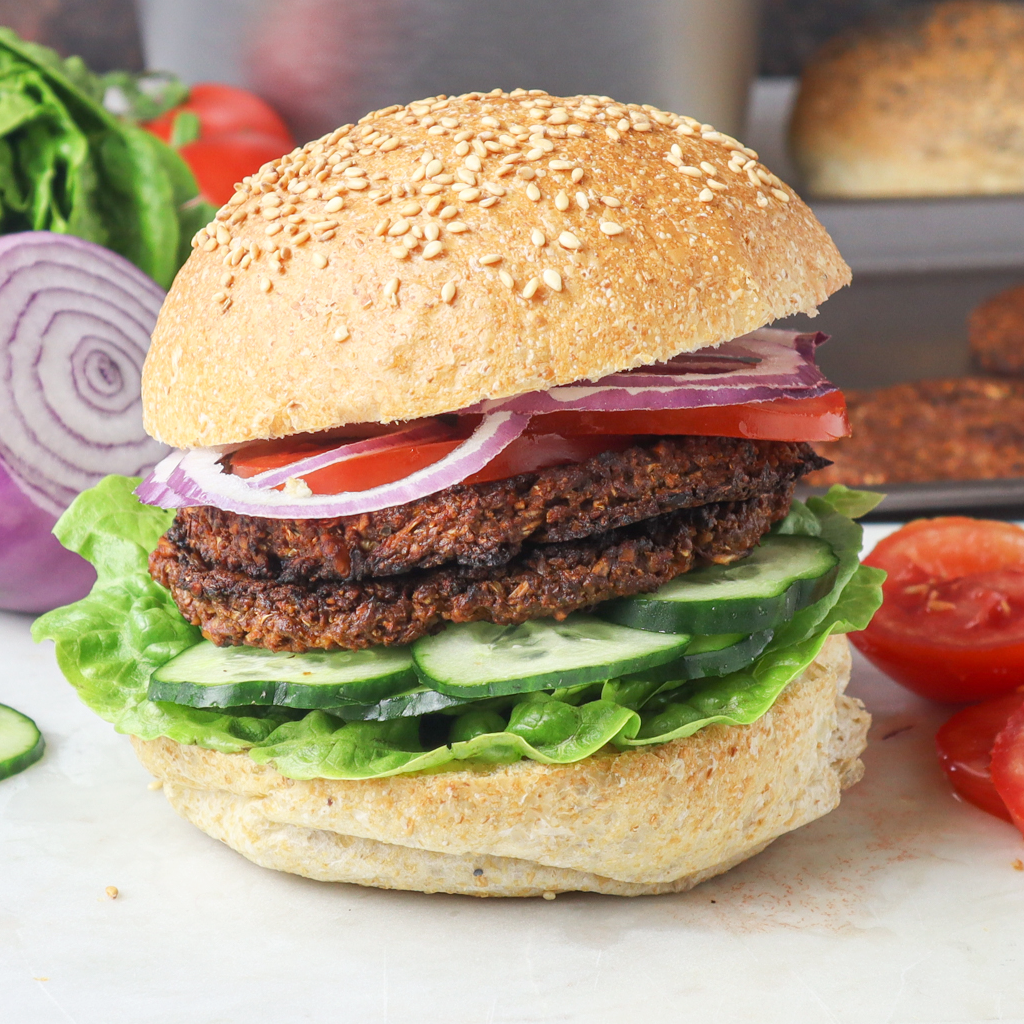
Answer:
xmin=3 ymin=524 xmax=1024 ymax=1024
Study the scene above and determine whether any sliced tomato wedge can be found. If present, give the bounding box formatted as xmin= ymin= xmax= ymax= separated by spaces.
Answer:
xmin=853 ymin=517 xmax=1024 ymax=702
xmin=991 ymin=701 xmax=1024 ymax=835
xmin=936 ymin=692 xmax=1024 ymax=822
xmin=529 ymin=391 xmax=850 ymax=442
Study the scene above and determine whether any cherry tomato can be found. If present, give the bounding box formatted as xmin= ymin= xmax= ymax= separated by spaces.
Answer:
xmin=991 ymin=701 xmax=1024 ymax=834
xmin=852 ymin=518 xmax=1024 ymax=701
xmin=146 ymin=83 xmax=294 ymax=148
xmin=530 ymin=391 xmax=850 ymax=442
xmin=179 ymin=133 xmax=297 ymax=205
xmin=936 ymin=691 xmax=1024 ymax=822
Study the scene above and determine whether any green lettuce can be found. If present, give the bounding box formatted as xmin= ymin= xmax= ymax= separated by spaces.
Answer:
xmin=33 ymin=478 xmax=885 ymax=780
xmin=0 ymin=29 xmax=213 ymax=287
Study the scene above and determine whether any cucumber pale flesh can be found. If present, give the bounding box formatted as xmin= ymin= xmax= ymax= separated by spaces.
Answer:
xmin=412 ymin=614 xmax=692 ymax=698
xmin=0 ymin=703 xmax=44 ymax=781
xmin=149 ymin=641 xmax=417 ymax=709
xmin=598 ymin=535 xmax=838 ymax=635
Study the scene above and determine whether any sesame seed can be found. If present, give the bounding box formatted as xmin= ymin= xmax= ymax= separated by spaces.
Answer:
xmin=423 ymin=223 xmax=440 ymax=242
xmin=522 ymin=277 xmax=541 ymax=299
xmin=346 ymin=179 xmax=368 ymax=190
xmin=465 ymin=154 xmax=482 ymax=172
xmin=575 ymin=192 xmax=590 ymax=210
xmin=423 ymin=240 xmax=443 ymax=258
xmin=571 ymin=167 xmax=584 ymax=182
xmin=526 ymin=148 xmax=544 ymax=161
xmin=106 ymin=886 xmax=119 ymax=900
xmin=558 ymin=230 xmax=582 ymax=250
xmin=482 ymin=115 xmax=501 ymax=128
xmin=460 ymin=188 xmax=482 ymax=202
xmin=499 ymin=270 xmax=515 ymax=288
xmin=427 ymin=125 xmax=446 ymax=135
xmin=680 ymin=166 xmax=703 ymax=178
xmin=439 ymin=205 xmax=459 ymax=220
xmin=203 ymin=238 xmax=218 ymax=251
xmin=379 ymin=138 xmax=400 ymax=152
xmin=240 ymin=254 xmax=252 ymax=269
xmin=700 ymin=161 xmax=718 ymax=176
xmin=447 ymin=221 xmax=469 ymax=233
xmin=391 ymin=245 xmax=410 ymax=259
xmin=479 ymin=196 xmax=499 ymax=208
xmin=698 ymin=188 xmax=715 ymax=202
xmin=482 ymin=182 xmax=506 ymax=196
xmin=605 ymin=127 xmax=620 ymax=141
xmin=756 ymin=168 xmax=772 ymax=184
xmin=402 ymin=235 xmax=419 ymax=249
xmin=617 ymin=118 xmax=630 ymax=132
xmin=531 ymin=228 xmax=546 ymax=246
xmin=312 ymin=253 xmax=329 ymax=269
xmin=220 ymin=273 xmax=234 ymax=287
xmin=212 ymin=290 xmax=227 ymax=303
xmin=549 ymin=160 xmax=574 ymax=171
xmin=457 ymin=168 xmax=477 ymax=185
xmin=543 ymin=268 xmax=563 ymax=291
xmin=420 ymin=183 xmax=443 ymax=195
xmin=479 ymin=253 xmax=502 ymax=265
xmin=671 ymin=144 xmax=683 ymax=158
xmin=517 ymin=167 xmax=536 ymax=180
xmin=441 ymin=281 xmax=457 ymax=303
xmin=746 ymin=169 xmax=761 ymax=186
xmin=526 ymin=183 xmax=541 ymax=201
xmin=771 ymin=188 xmax=790 ymax=203
xmin=342 ymin=166 xmax=364 ymax=178
xmin=293 ymin=231 xmax=310 ymax=245
xmin=374 ymin=217 xmax=390 ymax=236
xmin=547 ymin=109 xmax=569 ymax=124
xmin=440 ymin=117 xmax=459 ymax=129
xmin=384 ymin=276 xmax=400 ymax=296
xmin=216 ymin=227 xmax=231 ymax=246
xmin=400 ymin=202 xmax=422 ymax=216
xmin=313 ymin=220 xmax=338 ymax=232
xmin=555 ymin=190 xmax=569 ymax=211
xmin=708 ymin=179 xmax=728 ymax=191
xmin=334 ymin=325 xmax=350 ymax=342
xmin=325 ymin=197 xmax=345 ymax=213
xmin=455 ymin=141 xmax=471 ymax=157
xmin=599 ymin=221 xmax=624 ymax=235
xmin=388 ymin=218 xmax=410 ymax=236
xmin=260 ymin=276 xmax=273 ymax=292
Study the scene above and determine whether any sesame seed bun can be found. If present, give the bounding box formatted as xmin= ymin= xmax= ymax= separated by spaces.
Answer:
xmin=790 ymin=1 xmax=1024 ymax=199
xmin=142 ymin=88 xmax=849 ymax=449
xmin=130 ymin=636 xmax=869 ymax=897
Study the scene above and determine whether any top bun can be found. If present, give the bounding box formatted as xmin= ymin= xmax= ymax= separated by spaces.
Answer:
xmin=790 ymin=1 xmax=1024 ymax=199
xmin=143 ymin=89 xmax=849 ymax=448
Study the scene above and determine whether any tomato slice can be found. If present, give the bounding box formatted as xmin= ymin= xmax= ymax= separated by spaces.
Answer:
xmin=991 ymin=702 xmax=1024 ymax=835
xmin=936 ymin=692 xmax=1024 ymax=822
xmin=231 ymin=430 xmax=633 ymax=494
xmin=852 ymin=518 xmax=1024 ymax=701
xmin=146 ymin=83 xmax=294 ymax=148
xmin=529 ymin=391 xmax=850 ymax=442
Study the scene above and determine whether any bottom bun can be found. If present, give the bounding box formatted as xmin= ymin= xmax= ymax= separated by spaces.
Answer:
xmin=133 ymin=634 xmax=868 ymax=897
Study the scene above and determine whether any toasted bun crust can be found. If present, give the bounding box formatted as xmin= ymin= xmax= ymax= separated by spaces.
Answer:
xmin=142 ymin=89 xmax=849 ymax=448
xmin=132 ymin=635 xmax=868 ymax=897
xmin=791 ymin=2 xmax=1024 ymax=199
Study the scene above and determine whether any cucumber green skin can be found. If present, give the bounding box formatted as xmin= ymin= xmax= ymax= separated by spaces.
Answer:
xmin=147 ymin=667 xmax=417 ymax=710
xmin=598 ymin=563 xmax=839 ymax=635
xmin=0 ymin=707 xmax=44 ymax=781
xmin=624 ymin=630 xmax=773 ymax=686
xmin=413 ymin=636 xmax=691 ymax=698
xmin=332 ymin=687 xmax=468 ymax=721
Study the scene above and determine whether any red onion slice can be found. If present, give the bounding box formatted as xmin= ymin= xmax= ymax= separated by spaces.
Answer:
xmin=142 ymin=412 xmax=530 ymax=518
xmin=0 ymin=232 xmax=168 ymax=516
xmin=248 ymin=420 xmax=456 ymax=489
xmin=471 ymin=330 xmax=834 ymax=414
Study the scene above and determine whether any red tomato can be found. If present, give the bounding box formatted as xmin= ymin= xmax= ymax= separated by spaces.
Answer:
xmin=146 ymin=84 xmax=294 ymax=148
xmin=852 ymin=518 xmax=1024 ymax=701
xmin=991 ymin=701 xmax=1024 ymax=834
xmin=178 ymin=133 xmax=292 ymax=206
xmin=529 ymin=391 xmax=850 ymax=442
xmin=936 ymin=691 xmax=1024 ymax=822
xmin=232 ymin=431 xmax=634 ymax=494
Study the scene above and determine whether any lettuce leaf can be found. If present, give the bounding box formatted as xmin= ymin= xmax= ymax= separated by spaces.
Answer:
xmin=33 ymin=476 xmax=885 ymax=780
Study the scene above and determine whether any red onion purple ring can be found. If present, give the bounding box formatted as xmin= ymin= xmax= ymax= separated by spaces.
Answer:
xmin=0 ymin=233 xmax=167 ymax=610
xmin=137 ymin=412 xmax=531 ymax=518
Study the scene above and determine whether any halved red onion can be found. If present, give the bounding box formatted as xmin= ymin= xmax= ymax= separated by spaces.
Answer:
xmin=248 ymin=419 xmax=456 ymax=489
xmin=140 ymin=412 xmax=530 ymax=518
xmin=470 ymin=329 xmax=835 ymax=414
xmin=0 ymin=233 xmax=168 ymax=610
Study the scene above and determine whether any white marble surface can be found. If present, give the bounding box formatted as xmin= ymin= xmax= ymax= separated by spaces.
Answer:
xmin=3 ymin=524 xmax=1024 ymax=1024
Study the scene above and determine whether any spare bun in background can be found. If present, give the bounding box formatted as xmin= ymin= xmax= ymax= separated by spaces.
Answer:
xmin=790 ymin=1 xmax=1024 ymax=199
xmin=142 ymin=89 xmax=849 ymax=449
xmin=134 ymin=636 xmax=867 ymax=897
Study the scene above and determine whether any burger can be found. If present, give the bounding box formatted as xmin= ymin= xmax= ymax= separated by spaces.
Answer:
xmin=34 ymin=89 xmax=884 ymax=897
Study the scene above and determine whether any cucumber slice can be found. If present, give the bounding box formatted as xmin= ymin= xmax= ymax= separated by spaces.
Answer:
xmin=148 ymin=641 xmax=416 ymax=709
xmin=0 ymin=703 xmax=44 ymax=781
xmin=598 ymin=536 xmax=838 ymax=635
xmin=627 ymin=630 xmax=774 ymax=685
xmin=412 ymin=614 xmax=692 ymax=697
xmin=333 ymin=685 xmax=469 ymax=721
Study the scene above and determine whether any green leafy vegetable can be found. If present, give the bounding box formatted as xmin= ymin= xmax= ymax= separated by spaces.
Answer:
xmin=33 ymin=476 xmax=886 ymax=780
xmin=0 ymin=29 xmax=213 ymax=287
